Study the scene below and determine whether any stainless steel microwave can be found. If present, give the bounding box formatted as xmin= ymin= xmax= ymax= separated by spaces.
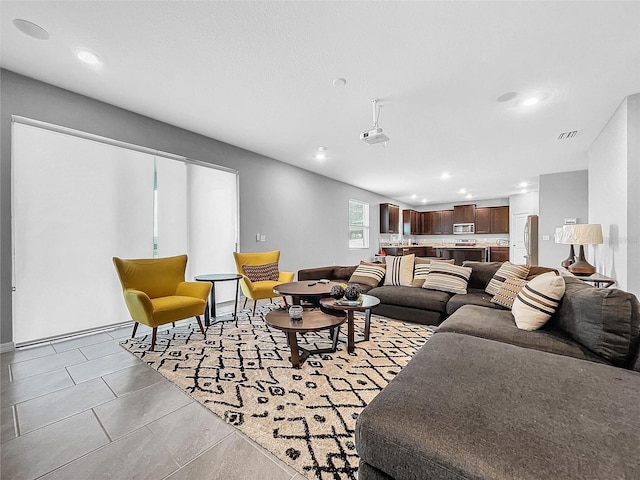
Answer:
xmin=453 ymin=223 xmax=475 ymax=235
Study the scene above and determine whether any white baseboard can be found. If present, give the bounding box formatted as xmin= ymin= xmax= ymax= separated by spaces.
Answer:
xmin=0 ymin=342 xmax=16 ymax=353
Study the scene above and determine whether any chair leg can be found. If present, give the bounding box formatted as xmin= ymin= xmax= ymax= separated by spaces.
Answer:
xmin=131 ymin=322 xmax=139 ymax=338
xmin=253 ymin=300 xmax=257 ymax=316
xmin=195 ymin=316 xmax=205 ymax=335
xmin=172 ymin=322 xmax=176 ymax=328
xmin=150 ymin=327 xmax=157 ymax=351
xmin=243 ymin=297 xmax=248 ymax=309
xmin=283 ymin=296 xmax=289 ymax=307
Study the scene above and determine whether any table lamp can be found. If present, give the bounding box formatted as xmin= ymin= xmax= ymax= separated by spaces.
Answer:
xmin=562 ymin=224 xmax=603 ymax=276
xmin=554 ymin=227 xmax=575 ymax=268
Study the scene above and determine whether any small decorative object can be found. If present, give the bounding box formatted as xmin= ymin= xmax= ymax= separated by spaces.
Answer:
xmin=288 ymin=305 xmax=303 ymax=320
xmin=344 ymin=284 xmax=362 ymax=301
xmin=330 ymin=284 xmax=345 ymax=299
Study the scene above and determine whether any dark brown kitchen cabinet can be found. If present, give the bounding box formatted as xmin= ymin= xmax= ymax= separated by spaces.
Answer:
xmin=453 ymin=204 xmax=476 ymax=224
xmin=489 ymin=247 xmax=510 ymax=262
xmin=380 ymin=203 xmax=400 ymax=234
xmin=431 ymin=211 xmax=443 ymax=234
xmin=475 ymin=207 xmax=491 ymax=234
xmin=491 ymin=206 xmax=510 ymax=234
xmin=476 ymin=206 xmax=510 ymax=234
xmin=402 ymin=209 xmax=421 ymax=235
xmin=420 ymin=211 xmax=432 ymax=235
xmin=441 ymin=210 xmax=454 ymax=235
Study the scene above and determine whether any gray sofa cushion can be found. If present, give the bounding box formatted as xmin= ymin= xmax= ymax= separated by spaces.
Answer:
xmin=552 ymin=276 xmax=640 ymax=368
xmin=367 ymin=285 xmax=451 ymax=314
xmin=438 ymin=305 xmax=610 ymax=364
xmin=462 ymin=261 xmax=502 ymax=289
xmin=355 ymin=332 xmax=640 ymax=480
xmin=446 ymin=288 xmax=505 ymax=315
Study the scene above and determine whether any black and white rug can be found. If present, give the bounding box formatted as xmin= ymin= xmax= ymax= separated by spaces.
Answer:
xmin=120 ymin=304 xmax=435 ymax=480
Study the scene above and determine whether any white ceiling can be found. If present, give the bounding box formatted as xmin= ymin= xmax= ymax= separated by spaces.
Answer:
xmin=2 ymin=1 xmax=639 ymax=206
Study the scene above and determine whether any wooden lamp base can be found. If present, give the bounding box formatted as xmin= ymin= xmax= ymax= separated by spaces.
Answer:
xmin=568 ymin=245 xmax=595 ymax=276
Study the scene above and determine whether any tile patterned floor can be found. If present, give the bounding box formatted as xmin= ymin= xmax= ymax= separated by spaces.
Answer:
xmin=1 ymin=304 xmax=307 ymax=480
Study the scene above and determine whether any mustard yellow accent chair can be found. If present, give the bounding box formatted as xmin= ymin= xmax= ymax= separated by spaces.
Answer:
xmin=113 ymin=254 xmax=211 ymax=351
xmin=233 ymin=250 xmax=295 ymax=315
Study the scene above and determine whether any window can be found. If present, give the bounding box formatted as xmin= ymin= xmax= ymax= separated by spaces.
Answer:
xmin=349 ymin=199 xmax=369 ymax=249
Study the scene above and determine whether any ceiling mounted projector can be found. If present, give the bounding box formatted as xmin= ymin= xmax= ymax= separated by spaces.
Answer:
xmin=360 ymin=98 xmax=390 ymax=145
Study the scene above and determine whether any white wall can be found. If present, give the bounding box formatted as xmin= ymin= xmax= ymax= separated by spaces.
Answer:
xmin=588 ymin=93 xmax=640 ymax=295
xmin=538 ymin=170 xmax=589 ymax=268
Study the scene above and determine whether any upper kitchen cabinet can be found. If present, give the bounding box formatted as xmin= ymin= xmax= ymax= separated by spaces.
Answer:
xmin=491 ymin=206 xmax=510 ymax=233
xmin=475 ymin=206 xmax=510 ymax=234
xmin=380 ymin=203 xmax=400 ymax=233
xmin=453 ymin=204 xmax=476 ymax=224
xmin=402 ymin=209 xmax=421 ymax=235
xmin=441 ymin=210 xmax=454 ymax=235
xmin=475 ymin=207 xmax=491 ymax=234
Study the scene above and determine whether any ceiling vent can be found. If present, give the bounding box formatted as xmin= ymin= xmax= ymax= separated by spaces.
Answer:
xmin=557 ymin=130 xmax=580 ymax=140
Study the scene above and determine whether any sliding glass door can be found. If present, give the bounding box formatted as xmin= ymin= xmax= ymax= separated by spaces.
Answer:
xmin=11 ymin=118 xmax=238 ymax=345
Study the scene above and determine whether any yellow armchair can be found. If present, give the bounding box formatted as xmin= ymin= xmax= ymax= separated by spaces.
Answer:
xmin=233 ymin=250 xmax=295 ymax=315
xmin=113 ymin=254 xmax=211 ymax=351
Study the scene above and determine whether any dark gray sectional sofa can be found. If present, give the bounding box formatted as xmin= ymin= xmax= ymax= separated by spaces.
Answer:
xmin=298 ymin=261 xmax=640 ymax=479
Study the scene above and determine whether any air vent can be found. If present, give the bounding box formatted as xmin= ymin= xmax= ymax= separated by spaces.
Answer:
xmin=558 ymin=130 xmax=580 ymax=140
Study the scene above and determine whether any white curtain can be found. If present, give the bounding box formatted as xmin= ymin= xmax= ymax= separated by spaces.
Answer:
xmin=11 ymin=119 xmax=239 ymax=345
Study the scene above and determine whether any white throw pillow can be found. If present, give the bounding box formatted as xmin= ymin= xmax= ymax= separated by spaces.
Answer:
xmin=512 ymin=272 xmax=565 ymax=331
xmin=384 ymin=254 xmax=415 ymax=286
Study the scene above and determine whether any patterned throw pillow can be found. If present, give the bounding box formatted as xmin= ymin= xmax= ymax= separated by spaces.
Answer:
xmin=384 ymin=254 xmax=416 ymax=286
xmin=348 ymin=261 xmax=386 ymax=287
xmin=512 ymin=272 xmax=565 ymax=331
xmin=485 ymin=261 xmax=530 ymax=295
xmin=242 ymin=262 xmax=279 ymax=282
xmin=422 ymin=261 xmax=472 ymax=294
xmin=491 ymin=277 xmax=529 ymax=309
xmin=412 ymin=258 xmax=455 ymax=287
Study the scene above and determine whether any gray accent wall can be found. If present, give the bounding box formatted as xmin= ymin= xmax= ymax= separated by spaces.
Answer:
xmin=538 ymin=170 xmax=589 ymax=268
xmin=588 ymin=93 xmax=640 ymax=296
xmin=0 ymin=69 xmax=400 ymax=346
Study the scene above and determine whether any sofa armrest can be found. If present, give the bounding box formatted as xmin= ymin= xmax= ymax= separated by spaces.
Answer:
xmin=298 ymin=266 xmax=336 ymax=281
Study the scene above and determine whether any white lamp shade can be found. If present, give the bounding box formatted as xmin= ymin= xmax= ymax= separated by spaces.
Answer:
xmin=562 ymin=224 xmax=603 ymax=245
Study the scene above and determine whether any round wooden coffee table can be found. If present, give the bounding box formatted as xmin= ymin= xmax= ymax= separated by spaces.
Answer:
xmin=319 ymin=294 xmax=380 ymax=353
xmin=273 ymin=280 xmax=340 ymax=306
xmin=265 ymin=309 xmax=346 ymax=368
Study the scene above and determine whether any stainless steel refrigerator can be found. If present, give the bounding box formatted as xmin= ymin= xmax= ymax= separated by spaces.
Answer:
xmin=524 ymin=215 xmax=539 ymax=266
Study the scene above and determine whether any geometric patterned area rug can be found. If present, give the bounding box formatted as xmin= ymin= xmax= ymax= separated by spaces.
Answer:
xmin=120 ymin=304 xmax=435 ymax=480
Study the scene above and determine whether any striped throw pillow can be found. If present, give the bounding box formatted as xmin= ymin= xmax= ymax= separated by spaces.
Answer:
xmin=384 ymin=254 xmax=416 ymax=286
xmin=348 ymin=261 xmax=386 ymax=287
xmin=242 ymin=262 xmax=279 ymax=282
xmin=491 ymin=277 xmax=529 ymax=309
xmin=422 ymin=261 xmax=472 ymax=294
xmin=512 ymin=272 xmax=565 ymax=331
xmin=485 ymin=261 xmax=530 ymax=295
xmin=412 ymin=258 xmax=455 ymax=287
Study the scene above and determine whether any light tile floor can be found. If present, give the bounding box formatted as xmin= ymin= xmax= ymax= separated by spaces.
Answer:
xmin=1 ymin=302 xmax=307 ymax=480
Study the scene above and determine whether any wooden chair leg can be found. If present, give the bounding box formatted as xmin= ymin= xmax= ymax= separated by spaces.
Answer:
xmin=150 ymin=327 xmax=157 ymax=351
xmin=243 ymin=297 xmax=248 ymax=309
xmin=131 ymin=322 xmax=139 ymax=338
xmin=253 ymin=300 xmax=257 ymax=316
xmin=195 ymin=316 xmax=205 ymax=335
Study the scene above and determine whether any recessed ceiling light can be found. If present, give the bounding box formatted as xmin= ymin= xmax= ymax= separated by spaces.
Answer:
xmin=518 ymin=181 xmax=528 ymax=188
xmin=332 ymin=78 xmax=347 ymax=87
xmin=411 ymin=194 xmax=417 ymax=199
xmin=315 ymin=146 xmax=327 ymax=160
xmin=522 ymin=97 xmax=540 ymax=107
xmin=76 ymin=49 xmax=101 ymax=66
xmin=440 ymin=172 xmax=451 ymax=180
xmin=13 ymin=19 xmax=49 ymax=40
xmin=520 ymin=189 xmax=528 ymax=194
xmin=458 ymin=188 xmax=467 ymax=194
xmin=421 ymin=198 xmax=427 ymax=204
xmin=465 ymin=193 xmax=474 ymax=199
